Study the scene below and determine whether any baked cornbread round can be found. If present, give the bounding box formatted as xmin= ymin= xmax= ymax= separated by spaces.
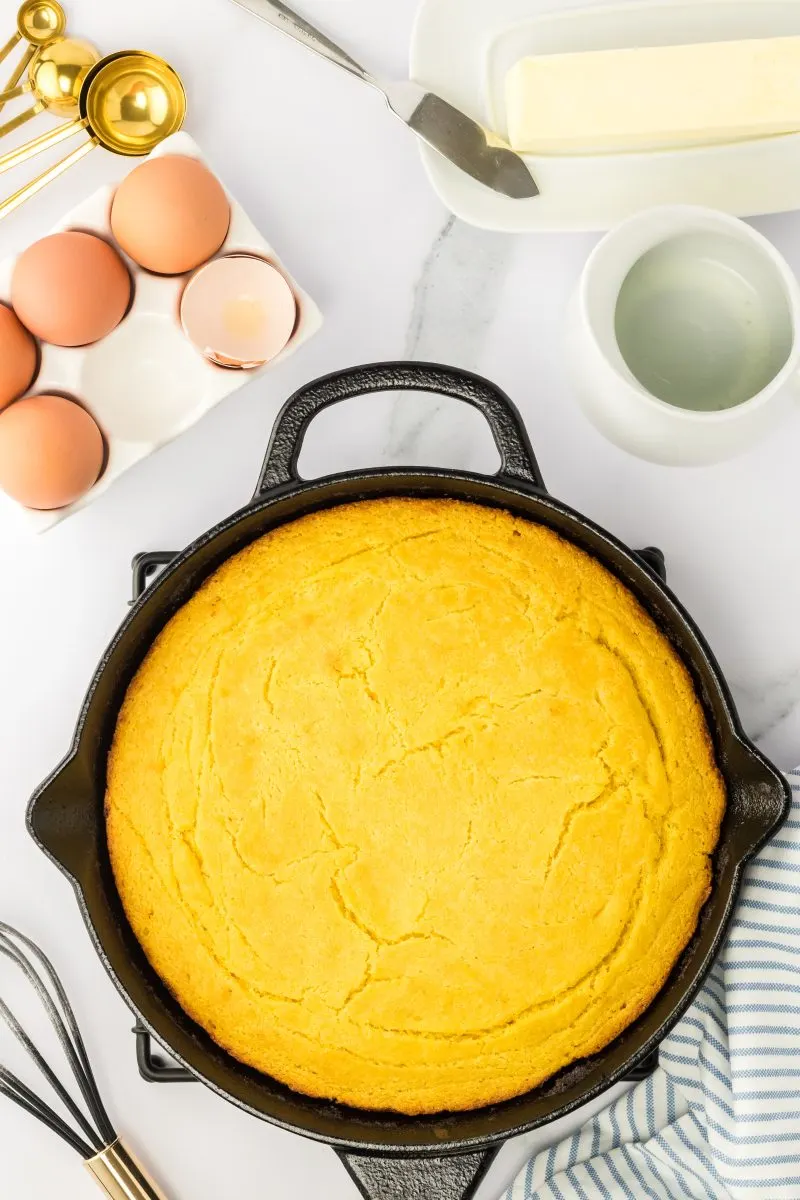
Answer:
xmin=106 ymin=498 xmax=725 ymax=1114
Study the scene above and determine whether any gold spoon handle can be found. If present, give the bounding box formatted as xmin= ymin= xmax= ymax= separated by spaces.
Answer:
xmin=0 ymin=112 xmax=84 ymax=173
xmin=0 ymin=99 xmax=42 ymax=141
xmin=0 ymin=44 xmax=34 ymax=116
xmin=0 ymin=78 xmax=31 ymax=104
xmin=0 ymin=135 xmax=95 ymax=220
xmin=0 ymin=31 xmax=21 ymax=69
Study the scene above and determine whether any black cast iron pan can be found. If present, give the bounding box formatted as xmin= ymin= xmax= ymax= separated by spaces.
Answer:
xmin=28 ymin=363 xmax=789 ymax=1200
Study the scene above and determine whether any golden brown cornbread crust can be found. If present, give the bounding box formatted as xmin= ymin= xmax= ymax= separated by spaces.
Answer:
xmin=106 ymin=498 xmax=725 ymax=1115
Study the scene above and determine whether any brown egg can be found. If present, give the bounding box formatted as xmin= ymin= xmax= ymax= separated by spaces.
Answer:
xmin=0 ymin=394 xmax=104 ymax=509
xmin=11 ymin=232 xmax=131 ymax=348
xmin=110 ymin=155 xmax=231 ymax=275
xmin=0 ymin=303 xmax=37 ymax=410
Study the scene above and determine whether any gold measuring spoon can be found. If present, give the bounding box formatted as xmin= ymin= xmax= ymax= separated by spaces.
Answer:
xmin=0 ymin=51 xmax=186 ymax=221
xmin=0 ymin=1 xmax=66 ymax=116
xmin=0 ymin=37 xmax=100 ymax=139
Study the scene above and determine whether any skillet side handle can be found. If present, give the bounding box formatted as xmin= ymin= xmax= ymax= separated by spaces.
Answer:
xmin=255 ymin=361 xmax=545 ymax=496
xmin=27 ymin=755 xmax=96 ymax=885
xmin=336 ymin=1148 xmax=500 ymax=1200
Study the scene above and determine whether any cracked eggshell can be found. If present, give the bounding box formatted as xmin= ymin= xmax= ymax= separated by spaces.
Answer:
xmin=180 ymin=255 xmax=298 ymax=369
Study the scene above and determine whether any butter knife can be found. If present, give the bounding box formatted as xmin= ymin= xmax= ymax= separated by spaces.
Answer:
xmin=229 ymin=0 xmax=538 ymax=200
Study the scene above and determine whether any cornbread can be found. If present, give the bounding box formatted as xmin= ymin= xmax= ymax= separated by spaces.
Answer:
xmin=106 ymin=498 xmax=725 ymax=1114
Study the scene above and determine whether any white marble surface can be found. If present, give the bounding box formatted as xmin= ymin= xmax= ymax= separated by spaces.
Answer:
xmin=0 ymin=0 xmax=799 ymax=1196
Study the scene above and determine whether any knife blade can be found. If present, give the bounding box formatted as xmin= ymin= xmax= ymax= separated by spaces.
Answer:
xmin=383 ymin=80 xmax=538 ymax=199
xmin=229 ymin=0 xmax=539 ymax=200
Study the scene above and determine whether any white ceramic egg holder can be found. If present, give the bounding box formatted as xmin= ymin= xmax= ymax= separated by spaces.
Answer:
xmin=0 ymin=132 xmax=322 ymax=533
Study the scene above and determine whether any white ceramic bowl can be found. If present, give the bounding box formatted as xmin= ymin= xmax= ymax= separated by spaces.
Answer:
xmin=565 ymin=205 xmax=800 ymax=465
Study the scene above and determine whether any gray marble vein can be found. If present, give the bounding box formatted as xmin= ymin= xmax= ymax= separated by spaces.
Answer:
xmin=734 ymin=665 xmax=800 ymax=744
xmin=382 ymin=216 xmax=514 ymax=468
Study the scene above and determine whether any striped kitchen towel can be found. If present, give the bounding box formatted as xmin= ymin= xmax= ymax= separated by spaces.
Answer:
xmin=504 ymin=770 xmax=800 ymax=1200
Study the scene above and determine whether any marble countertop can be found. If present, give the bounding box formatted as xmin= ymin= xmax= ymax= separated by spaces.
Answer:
xmin=1 ymin=0 xmax=799 ymax=1195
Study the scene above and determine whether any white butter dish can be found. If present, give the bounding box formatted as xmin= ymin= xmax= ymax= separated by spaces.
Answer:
xmin=410 ymin=0 xmax=800 ymax=231
xmin=0 ymin=131 xmax=322 ymax=533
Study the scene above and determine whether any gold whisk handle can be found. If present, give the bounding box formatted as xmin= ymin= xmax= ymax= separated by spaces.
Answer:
xmin=85 ymin=1140 xmax=170 ymax=1200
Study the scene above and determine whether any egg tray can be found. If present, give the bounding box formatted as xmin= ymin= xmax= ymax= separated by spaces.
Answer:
xmin=0 ymin=131 xmax=322 ymax=534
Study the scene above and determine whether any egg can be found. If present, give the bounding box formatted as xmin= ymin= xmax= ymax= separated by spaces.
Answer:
xmin=11 ymin=232 xmax=131 ymax=348
xmin=0 ymin=303 xmax=38 ymax=410
xmin=111 ymin=155 xmax=231 ymax=276
xmin=0 ymin=394 xmax=104 ymax=510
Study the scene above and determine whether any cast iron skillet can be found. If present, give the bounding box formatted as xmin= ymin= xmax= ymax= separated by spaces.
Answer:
xmin=29 ymin=363 xmax=789 ymax=1200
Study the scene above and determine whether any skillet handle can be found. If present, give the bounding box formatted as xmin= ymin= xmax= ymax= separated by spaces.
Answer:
xmin=256 ymin=361 xmax=545 ymax=495
xmin=336 ymin=1147 xmax=499 ymax=1200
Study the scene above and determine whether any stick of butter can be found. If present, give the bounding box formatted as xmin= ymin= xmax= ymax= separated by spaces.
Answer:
xmin=506 ymin=37 xmax=800 ymax=155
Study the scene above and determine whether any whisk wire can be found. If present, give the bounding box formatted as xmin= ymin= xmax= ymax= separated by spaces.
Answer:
xmin=0 ymin=922 xmax=170 ymax=1199
xmin=0 ymin=989 xmax=104 ymax=1149
xmin=0 ymin=924 xmax=116 ymax=1150
xmin=0 ymin=1064 xmax=95 ymax=1157
xmin=0 ymin=921 xmax=117 ymax=1143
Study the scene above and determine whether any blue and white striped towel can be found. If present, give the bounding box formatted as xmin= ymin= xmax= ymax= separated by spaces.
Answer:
xmin=505 ymin=770 xmax=800 ymax=1200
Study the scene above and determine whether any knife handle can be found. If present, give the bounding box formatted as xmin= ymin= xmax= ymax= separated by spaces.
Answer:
xmin=231 ymin=0 xmax=378 ymax=90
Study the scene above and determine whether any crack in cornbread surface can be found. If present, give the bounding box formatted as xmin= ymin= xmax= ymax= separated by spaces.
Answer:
xmin=106 ymin=498 xmax=725 ymax=1114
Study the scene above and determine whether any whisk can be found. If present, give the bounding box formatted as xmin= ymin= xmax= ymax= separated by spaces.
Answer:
xmin=0 ymin=921 xmax=170 ymax=1199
